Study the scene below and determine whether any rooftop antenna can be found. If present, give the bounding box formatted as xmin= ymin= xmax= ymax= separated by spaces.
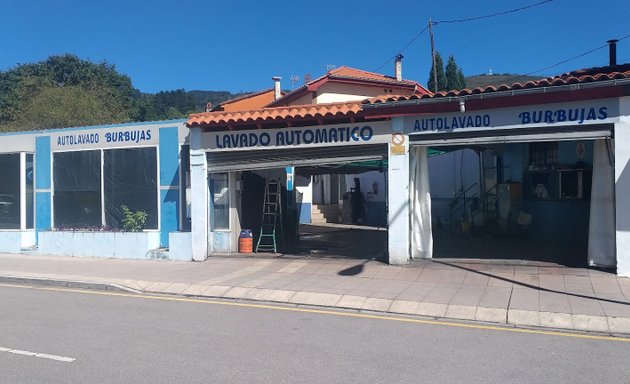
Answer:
xmin=290 ymin=74 xmax=299 ymax=89
xmin=488 ymin=68 xmax=493 ymax=76
xmin=326 ymin=64 xmax=336 ymax=72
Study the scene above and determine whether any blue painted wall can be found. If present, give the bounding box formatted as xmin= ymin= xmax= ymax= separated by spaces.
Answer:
xmin=559 ymin=141 xmax=594 ymax=166
xmin=35 ymin=192 xmax=51 ymax=232
xmin=35 ymin=137 xmax=51 ymax=236
xmin=298 ymin=202 xmax=311 ymax=224
xmin=158 ymin=127 xmax=180 ymax=247
xmin=502 ymin=143 xmax=526 ymax=182
xmin=35 ymin=136 xmax=51 ymax=190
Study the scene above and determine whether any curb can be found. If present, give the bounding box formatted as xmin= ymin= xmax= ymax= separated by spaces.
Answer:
xmin=0 ymin=275 xmax=141 ymax=294
xmin=3 ymin=275 xmax=630 ymax=337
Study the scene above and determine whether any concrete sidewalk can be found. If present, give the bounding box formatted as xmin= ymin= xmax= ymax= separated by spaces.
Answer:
xmin=2 ymin=253 xmax=630 ymax=335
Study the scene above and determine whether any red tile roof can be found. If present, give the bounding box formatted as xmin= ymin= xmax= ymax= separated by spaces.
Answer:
xmin=268 ymin=66 xmax=429 ymax=107
xmin=213 ymin=89 xmax=277 ymax=112
xmin=328 ymin=66 xmax=420 ymax=86
xmin=368 ymin=64 xmax=630 ymax=104
xmin=187 ymin=101 xmax=364 ymax=128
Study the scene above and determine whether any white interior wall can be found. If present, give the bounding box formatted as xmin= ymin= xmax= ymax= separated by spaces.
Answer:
xmin=615 ymin=97 xmax=630 ymax=276
xmin=343 ymin=171 xmax=387 ymax=202
xmin=428 ymin=149 xmax=480 ymax=198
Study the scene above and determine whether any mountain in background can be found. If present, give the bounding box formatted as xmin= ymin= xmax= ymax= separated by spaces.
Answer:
xmin=464 ymin=73 xmax=546 ymax=89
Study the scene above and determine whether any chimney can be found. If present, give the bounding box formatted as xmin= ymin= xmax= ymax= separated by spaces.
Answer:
xmin=395 ymin=54 xmax=403 ymax=81
xmin=607 ymin=39 xmax=618 ymax=66
xmin=272 ymin=76 xmax=282 ymax=100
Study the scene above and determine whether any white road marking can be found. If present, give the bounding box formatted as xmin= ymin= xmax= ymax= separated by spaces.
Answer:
xmin=1 ymin=346 xmax=75 ymax=362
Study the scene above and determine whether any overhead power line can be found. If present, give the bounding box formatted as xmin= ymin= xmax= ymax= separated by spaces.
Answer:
xmin=502 ymin=33 xmax=630 ymax=84
xmin=373 ymin=0 xmax=555 ymax=72
xmin=375 ymin=25 xmax=429 ymax=71
xmin=434 ymin=0 xmax=554 ymax=24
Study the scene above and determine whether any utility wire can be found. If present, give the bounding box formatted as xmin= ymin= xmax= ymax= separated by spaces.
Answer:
xmin=374 ymin=1 xmax=554 ymax=72
xmin=374 ymin=25 xmax=429 ymax=71
xmin=503 ymin=32 xmax=630 ymax=84
xmin=434 ymin=0 xmax=554 ymax=24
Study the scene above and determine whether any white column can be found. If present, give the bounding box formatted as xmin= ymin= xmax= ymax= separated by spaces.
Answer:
xmin=19 ymin=152 xmax=26 ymax=231
xmin=229 ymin=171 xmax=240 ymax=252
xmin=615 ymin=102 xmax=630 ymax=276
xmin=388 ymin=117 xmax=410 ymax=264
xmin=190 ymin=127 xmax=209 ymax=262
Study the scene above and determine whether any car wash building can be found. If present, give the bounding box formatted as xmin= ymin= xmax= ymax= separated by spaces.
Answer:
xmin=186 ymin=61 xmax=430 ymax=261
xmin=186 ymin=50 xmax=630 ymax=277
xmin=362 ymin=57 xmax=630 ymax=276
xmin=0 ymin=120 xmax=191 ymax=259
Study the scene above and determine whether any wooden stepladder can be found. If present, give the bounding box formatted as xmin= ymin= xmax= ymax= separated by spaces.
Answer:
xmin=255 ymin=179 xmax=283 ymax=253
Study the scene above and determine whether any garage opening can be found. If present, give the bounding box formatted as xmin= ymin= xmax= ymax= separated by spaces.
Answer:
xmin=411 ymin=124 xmax=615 ymax=268
xmin=207 ymin=144 xmax=390 ymax=261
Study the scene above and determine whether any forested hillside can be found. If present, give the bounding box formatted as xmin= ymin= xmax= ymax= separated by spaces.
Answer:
xmin=0 ymin=55 xmax=242 ymax=132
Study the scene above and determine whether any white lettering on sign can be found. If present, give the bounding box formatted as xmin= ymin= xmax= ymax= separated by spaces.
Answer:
xmin=202 ymin=121 xmax=391 ymax=152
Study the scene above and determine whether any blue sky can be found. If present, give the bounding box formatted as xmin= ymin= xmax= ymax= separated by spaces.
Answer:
xmin=1 ymin=0 xmax=628 ymax=93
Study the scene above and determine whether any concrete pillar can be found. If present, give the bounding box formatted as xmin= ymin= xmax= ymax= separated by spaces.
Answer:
xmin=388 ymin=117 xmax=410 ymax=264
xmin=190 ymin=127 xmax=209 ymax=261
xmin=229 ymin=171 xmax=241 ymax=252
xmin=615 ymin=99 xmax=630 ymax=276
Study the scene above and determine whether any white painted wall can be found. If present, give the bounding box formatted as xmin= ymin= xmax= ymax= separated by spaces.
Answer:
xmin=190 ymin=127 xmax=209 ymax=261
xmin=0 ymin=231 xmax=34 ymax=253
xmin=388 ymin=117 xmax=410 ymax=264
xmin=168 ymin=232 xmax=192 ymax=261
xmin=313 ymin=83 xmax=410 ymax=104
xmin=428 ymin=149 xmax=480 ymax=198
xmin=38 ymin=231 xmax=161 ymax=259
xmin=296 ymin=177 xmax=312 ymax=204
xmin=312 ymin=174 xmax=330 ymax=204
xmin=0 ymin=134 xmax=35 ymax=153
xmin=615 ymin=97 xmax=630 ymax=276
xmin=344 ymin=171 xmax=387 ymax=202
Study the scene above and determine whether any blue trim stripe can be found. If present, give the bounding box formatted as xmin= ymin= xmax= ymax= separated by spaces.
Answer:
xmin=35 ymin=192 xmax=51 ymax=234
xmin=298 ymin=202 xmax=312 ymax=224
xmin=158 ymin=127 xmax=181 ymax=247
xmin=159 ymin=127 xmax=180 ymax=187
xmin=35 ymin=136 xmax=51 ymax=189
xmin=160 ymin=189 xmax=179 ymax=247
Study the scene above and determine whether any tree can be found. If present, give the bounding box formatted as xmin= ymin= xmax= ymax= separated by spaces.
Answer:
xmin=427 ymin=52 xmax=447 ymax=92
xmin=445 ymin=55 xmax=467 ymax=90
xmin=0 ymin=54 xmax=247 ymax=132
xmin=0 ymin=54 xmax=138 ymax=131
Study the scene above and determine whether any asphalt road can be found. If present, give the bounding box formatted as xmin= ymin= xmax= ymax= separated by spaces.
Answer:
xmin=1 ymin=284 xmax=630 ymax=384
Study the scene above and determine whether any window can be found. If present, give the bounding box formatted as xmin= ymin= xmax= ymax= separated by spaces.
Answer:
xmin=529 ymin=142 xmax=558 ymax=167
xmin=210 ymin=173 xmax=229 ymax=230
xmin=0 ymin=153 xmax=21 ymax=229
xmin=53 ymin=151 xmax=101 ymax=228
xmin=53 ymin=147 xmax=158 ymax=230
xmin=25 ymin=154 xmax=34 ymax=229
xmin=104 ymin=148 xmax=158 ymax=229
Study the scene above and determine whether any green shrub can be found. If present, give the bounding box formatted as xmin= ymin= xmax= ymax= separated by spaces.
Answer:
xmin=121 ymin=205 xmax=148 ymax=232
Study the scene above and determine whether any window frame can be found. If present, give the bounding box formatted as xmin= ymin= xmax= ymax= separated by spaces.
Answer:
xmin=0 ymin=152 xmax=34 ymax=231
xmin=209 ymin=172 xmax=230 ymax=231
xmin=51 ymin=146 xmax=161 ymax=231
